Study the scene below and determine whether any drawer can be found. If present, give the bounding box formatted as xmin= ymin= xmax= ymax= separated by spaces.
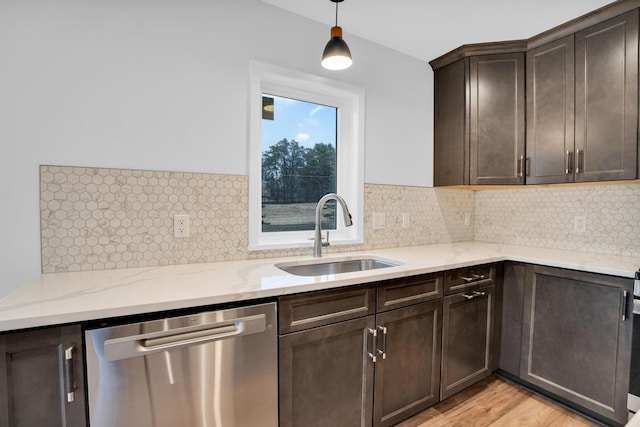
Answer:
xmin=444 ymin=263 xmax=496 ymax=295
xmin=377 ymin=272 xmax=444 ymax=312
xmin=278 ymin=284 xmax=376 ymax=334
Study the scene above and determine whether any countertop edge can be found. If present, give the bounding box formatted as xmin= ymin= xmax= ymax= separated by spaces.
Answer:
xmin=1 ymin=242 xmax=638 ymax=333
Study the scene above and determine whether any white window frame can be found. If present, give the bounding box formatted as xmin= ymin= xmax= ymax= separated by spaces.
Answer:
xmin=248 ymin=61 xmax=364 ymax=251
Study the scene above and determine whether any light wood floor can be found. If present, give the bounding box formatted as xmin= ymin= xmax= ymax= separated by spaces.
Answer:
xmin=396 ymin=376 xmax=601 ymax=427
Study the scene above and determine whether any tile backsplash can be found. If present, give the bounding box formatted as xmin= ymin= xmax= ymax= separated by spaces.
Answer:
xmin=40 ymin=165 xmax=640 ymax=273
xmin=40 ymin=166 xmax=474 ymax=273
xmin=475 ymin=182 xmax=640 ymax=258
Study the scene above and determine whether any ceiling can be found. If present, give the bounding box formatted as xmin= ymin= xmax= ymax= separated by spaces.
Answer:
xmin=261 ymin=0 xmax=614 ymax=62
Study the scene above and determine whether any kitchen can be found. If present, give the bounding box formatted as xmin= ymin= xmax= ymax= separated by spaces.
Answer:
xmin=1 ymin=0 xmax=640 ymax=426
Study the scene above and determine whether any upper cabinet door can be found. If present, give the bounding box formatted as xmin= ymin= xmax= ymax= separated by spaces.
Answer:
xmin=526 ymin=36 xmax=575 ymax=185
xmin=574 ymin=10 xmax=639 ymax=182
xmin=469 ymin=53 xmax=525 ymax=185
xmin=434 ymin=59 xmax=469 ymax=186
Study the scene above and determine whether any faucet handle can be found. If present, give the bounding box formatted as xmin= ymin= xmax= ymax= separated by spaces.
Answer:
xmin=322 ymin=231 xmax=330 ymax=247
xmin=308 ymin=231 xmax=330 ymax=246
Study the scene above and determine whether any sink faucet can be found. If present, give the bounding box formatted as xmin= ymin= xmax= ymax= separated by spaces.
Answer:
xmin=314 ymin=193 xmax=353 ymax=257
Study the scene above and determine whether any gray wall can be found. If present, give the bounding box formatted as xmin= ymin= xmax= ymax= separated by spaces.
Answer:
xmin=0 ymin=0 xmax=432 ymax=296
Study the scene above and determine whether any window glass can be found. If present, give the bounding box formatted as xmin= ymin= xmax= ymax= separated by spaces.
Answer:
xmin=261 ymin=94 xmax=337 ymax=232
xmin=248 ymin=61 xmax=364 ymax=251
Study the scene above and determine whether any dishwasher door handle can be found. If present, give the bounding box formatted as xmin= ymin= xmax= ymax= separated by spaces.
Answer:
xmin=103 ymin=314 xmax=266 ymax=361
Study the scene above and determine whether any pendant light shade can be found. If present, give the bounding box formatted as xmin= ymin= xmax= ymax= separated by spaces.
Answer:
xmin=322 ymin=0 xmax=352 ymax=70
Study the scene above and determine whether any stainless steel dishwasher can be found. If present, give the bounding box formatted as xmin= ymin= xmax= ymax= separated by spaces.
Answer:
xmin=85 ymin=302 xmax=278 ymax=427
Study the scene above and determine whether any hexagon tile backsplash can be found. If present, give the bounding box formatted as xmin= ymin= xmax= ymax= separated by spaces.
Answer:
xmin=40 ymin=165 xmax=475 ymax=273
xmin=41 ymin=165 xmax=640 ymax=274
xmin=474 ymin=182 xmax=640 ymax=258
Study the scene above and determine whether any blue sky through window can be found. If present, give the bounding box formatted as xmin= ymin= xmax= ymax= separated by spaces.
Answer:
xmin=261 ymin=94 xmax=337 ymax=152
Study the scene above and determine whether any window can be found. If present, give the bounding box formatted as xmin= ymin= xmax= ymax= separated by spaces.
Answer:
xmin=248 ymin=62 xmax=364 ymax=250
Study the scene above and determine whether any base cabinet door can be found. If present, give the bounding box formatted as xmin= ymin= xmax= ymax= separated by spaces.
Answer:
xmin=520 ymin=265 xmax=633 ymax=425
xmin=441 ymin=285 xmax=496 ymax=399
xmin=373 ymin=300 xmax=442 ymax=427
xmin=0 ymin=325 xmax=86 ymax=427
xmin=279 ymin=316 xmax=375 ymax=427
xmin=499 ymin=262 xmax=526 ymax=376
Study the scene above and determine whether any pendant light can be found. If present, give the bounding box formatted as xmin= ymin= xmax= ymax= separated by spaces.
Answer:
xmin=321 ymin=0 xmax=352 ymax=70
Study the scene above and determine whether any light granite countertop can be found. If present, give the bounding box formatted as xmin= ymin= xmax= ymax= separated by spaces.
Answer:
xmin=1 ymin=241 xmax=639 ymax=333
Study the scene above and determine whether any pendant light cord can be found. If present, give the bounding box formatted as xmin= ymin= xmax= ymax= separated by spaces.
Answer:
xmin=335 ymin=2 xmax=339 ymax=27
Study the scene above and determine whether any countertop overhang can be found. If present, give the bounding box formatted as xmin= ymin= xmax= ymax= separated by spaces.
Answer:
xmin=1 ymin=241 xmax=639 ymax=333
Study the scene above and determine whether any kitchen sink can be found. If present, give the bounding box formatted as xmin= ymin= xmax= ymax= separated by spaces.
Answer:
xmin=276 ymin=256 xmax=401 ymax=277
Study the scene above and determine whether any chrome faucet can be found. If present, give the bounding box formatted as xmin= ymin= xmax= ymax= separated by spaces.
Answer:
xmin=314 ymin=193 xmax=353 ymax=257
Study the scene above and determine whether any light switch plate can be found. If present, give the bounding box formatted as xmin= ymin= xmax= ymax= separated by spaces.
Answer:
xmin=373 ymin=213 xmax=385 ymax=230
xmin=402 ymin=213 xmax=410 ymax=229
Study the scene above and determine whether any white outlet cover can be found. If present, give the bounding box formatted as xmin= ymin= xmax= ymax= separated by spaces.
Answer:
xmin=174 ymin=214 xmax=190 ymax=238
xmin=573 ymin=215 xmax=587 ymax=233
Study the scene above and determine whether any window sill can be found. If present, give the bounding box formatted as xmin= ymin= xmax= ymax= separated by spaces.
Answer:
xmin=248 ymin=237 xmax=364 ymax=252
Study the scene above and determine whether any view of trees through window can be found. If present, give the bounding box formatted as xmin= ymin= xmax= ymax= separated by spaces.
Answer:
xmin=261 ymin=94 xmax=338 ymax=232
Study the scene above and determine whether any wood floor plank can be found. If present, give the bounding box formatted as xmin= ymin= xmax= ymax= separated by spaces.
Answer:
xmin=489 ymin=394 xmax=564 ymax=427
xmin=396 ymin=376 xmax=600 ymax=427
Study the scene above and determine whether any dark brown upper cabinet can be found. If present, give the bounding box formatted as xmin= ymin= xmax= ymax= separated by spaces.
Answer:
xmin=574 ymin=10 xmax=638 ymax=182
xmin=432 ymin=3 xmax=640 ymax=186
xmin=469 ymin=54 xmax=526 ymax=185
xmin=526 ymin=36 xmax=576 ymax=184
xmin=434 ymin=58 xmax=468 ymax=186
xmin=433 ymin=51 xmax=525 ymax=186
xmin=527 ymin=11 xmax=638 ymax=184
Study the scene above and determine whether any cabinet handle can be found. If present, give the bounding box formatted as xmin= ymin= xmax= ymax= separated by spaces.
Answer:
xmin=575 ymin=149 xmax=583 ymax=174
xmin=377 ymin=325 xmax=387 ymax=360
xmin=463 ymin=290 xmax=486 ymax=300
xmin=517 ymin=155 xmax=524 ymax=178
xmin=64 ymin=346 xmax=76 ymax=403
xmin=461 ymin=274 xmax=485 ymax=283
xmin=622 ymin=290 xmax=629 ymax=321
xmin=565 ymin=150 xmax=573 ymax=174
xmin=367 ymin=328 xmax=377 ymax=363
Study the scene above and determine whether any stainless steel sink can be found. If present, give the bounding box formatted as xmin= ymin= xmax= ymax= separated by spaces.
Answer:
xmin=276 ymin=257 xmax=401 ymax=277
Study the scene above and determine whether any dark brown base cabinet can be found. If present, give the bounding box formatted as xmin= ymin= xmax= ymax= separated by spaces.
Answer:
xmin=0 ymin=325 xmax=86 ymax=427
xmin=279 ymin=315 xmax=376 ymax=427
xmin=441 ymin=285 xmax=496 ymax=400
xmin=278 ymin=274 xmax=444 ymax=427
xmin=373 ymin=300 xmax=442 ymax=427
xmin=500 ymin=263 xmax=633 ymax=426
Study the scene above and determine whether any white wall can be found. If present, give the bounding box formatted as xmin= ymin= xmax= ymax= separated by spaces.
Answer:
xmin=0 ymin=0 xmax=432 ymax=296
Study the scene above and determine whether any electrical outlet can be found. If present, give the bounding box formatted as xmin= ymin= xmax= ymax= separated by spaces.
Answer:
xmin=372 ymin=213 xmax=385 ymax=230
xmin=174 ymin=214 xmax=190 ymax=238
xmin=464 ymin=212 xmax=471 ymax=227
xmin=573 ymin=215 xmax=586 ymax=233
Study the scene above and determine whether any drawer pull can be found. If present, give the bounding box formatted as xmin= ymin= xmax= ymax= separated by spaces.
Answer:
xmin=461 ymin=274 xmax=486 ymax=283
xmin=463 ymin=290 xmax=486 ymax=300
